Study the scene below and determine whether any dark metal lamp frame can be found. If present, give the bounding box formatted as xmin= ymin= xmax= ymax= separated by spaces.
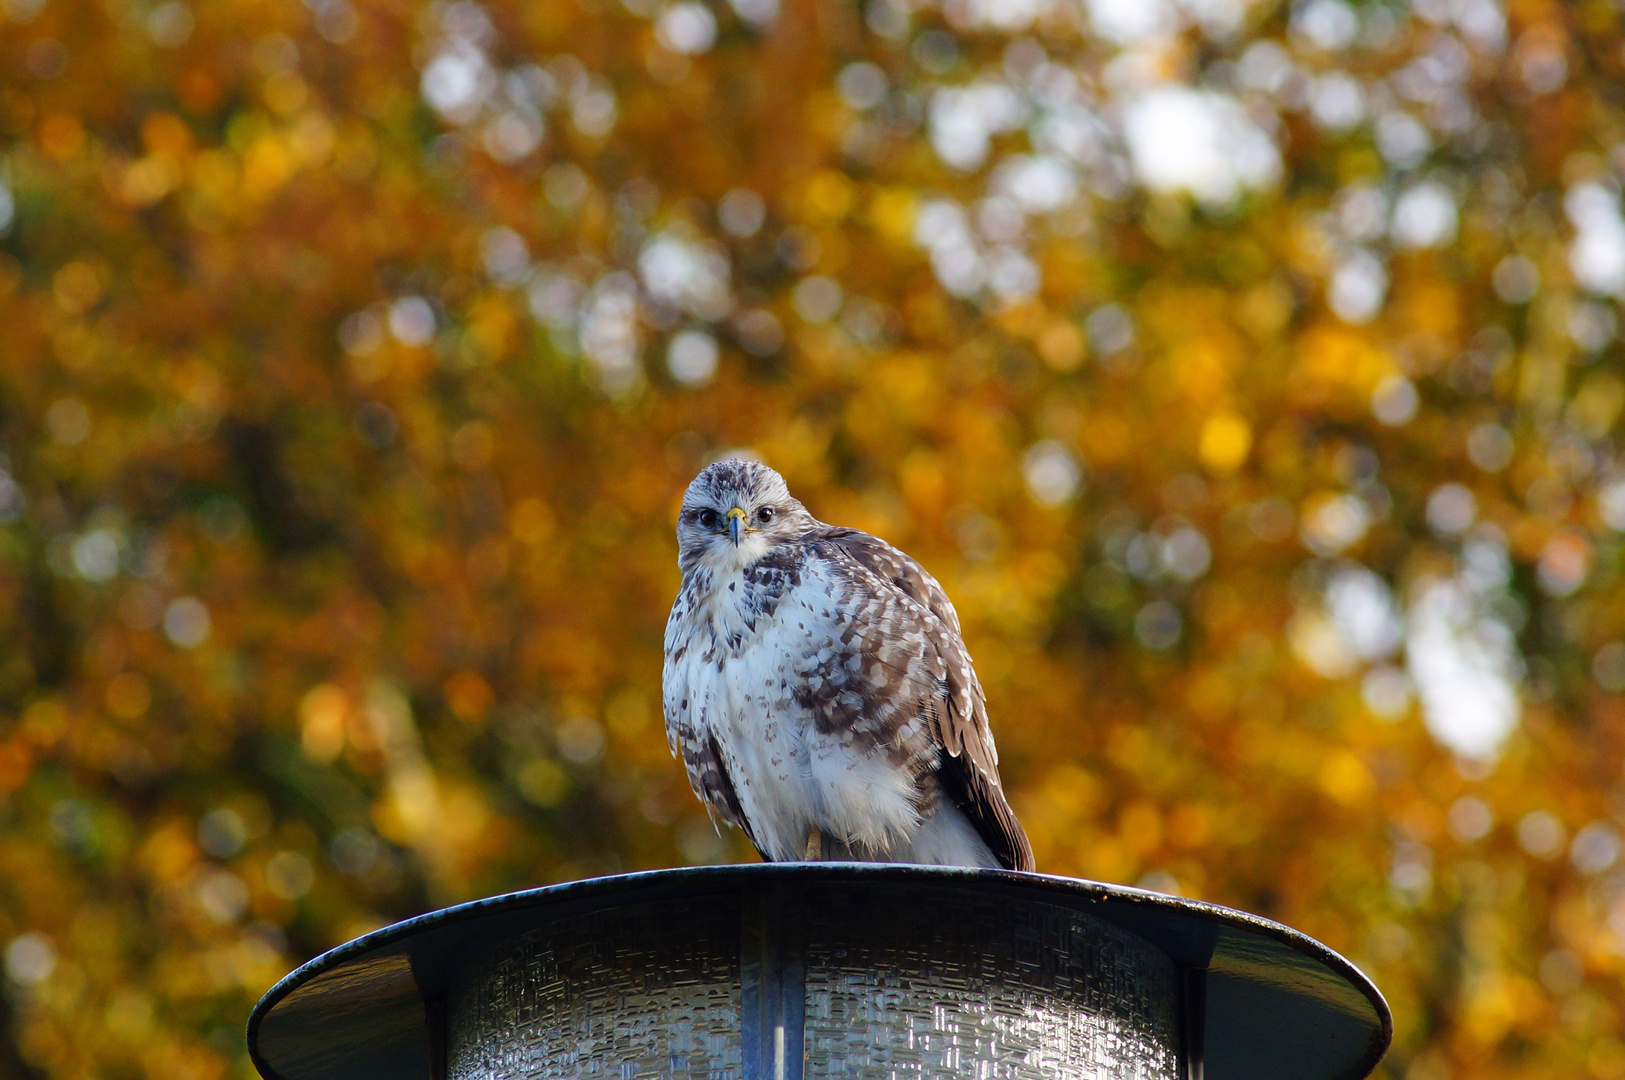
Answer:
xmin=247 ymin=864 xmax=1391 ymax=1080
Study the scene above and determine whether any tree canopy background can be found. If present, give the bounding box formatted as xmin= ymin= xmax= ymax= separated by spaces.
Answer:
xmin=2 ymin=0 xmax=1625 ymax=1075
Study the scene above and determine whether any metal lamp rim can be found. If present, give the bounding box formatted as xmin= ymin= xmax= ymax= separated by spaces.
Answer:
xmin=247 ymin=862 xmax=1393 ymax=1080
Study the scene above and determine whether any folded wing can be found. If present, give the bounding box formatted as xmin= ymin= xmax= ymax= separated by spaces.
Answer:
xmin=815 ymin=527 xmax=1035 ymax=873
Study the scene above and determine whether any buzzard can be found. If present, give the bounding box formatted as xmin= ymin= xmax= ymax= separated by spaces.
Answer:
xmin=662 ymin=458 xmax=1034 ymax=872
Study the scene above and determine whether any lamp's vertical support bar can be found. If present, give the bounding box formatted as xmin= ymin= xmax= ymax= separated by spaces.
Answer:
xmin=425 ymin=996 xmax=447 ymax=1080
xmin=777 ymin=886 xmax=805 ymax=1080
xmin=741 ymin=884 xmax=805 ymax=1080
xmin=1179 ymin=966 xmax=1207 ymax=1080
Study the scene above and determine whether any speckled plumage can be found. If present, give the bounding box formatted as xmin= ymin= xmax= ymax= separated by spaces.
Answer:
xmin=662 ymin=459 xmax=1034 ymax=872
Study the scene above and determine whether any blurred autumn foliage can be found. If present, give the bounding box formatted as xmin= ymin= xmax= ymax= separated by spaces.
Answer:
xmin=5 ymin=0 xmax=1625 ymax=1075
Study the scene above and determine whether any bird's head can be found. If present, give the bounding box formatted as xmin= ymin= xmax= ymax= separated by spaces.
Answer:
xmin=676 ymin=458 xmax=812 ymax=573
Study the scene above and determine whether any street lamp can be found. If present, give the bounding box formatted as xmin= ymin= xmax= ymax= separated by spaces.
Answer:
xmin=248 ymin=864 xmax=1389 ymax=1080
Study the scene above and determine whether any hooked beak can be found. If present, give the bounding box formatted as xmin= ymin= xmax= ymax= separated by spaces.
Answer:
xmin=726 ymin=507 xmax=746 ymax=546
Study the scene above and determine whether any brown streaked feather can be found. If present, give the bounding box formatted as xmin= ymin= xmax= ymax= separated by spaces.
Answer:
xmin=702 ymin=731 xmax=765 ymax=856
xmin=814 ymin=527 xmax=1036 ymax=873
xmin=674 ymin=691 xmax=759 ymax=851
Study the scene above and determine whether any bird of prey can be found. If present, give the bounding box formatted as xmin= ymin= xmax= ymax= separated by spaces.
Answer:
xmin=662 ymin=458 xmax=1034 ymax=872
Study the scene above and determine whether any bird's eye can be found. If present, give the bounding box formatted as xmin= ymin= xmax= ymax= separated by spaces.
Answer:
xmin=698 ymin=509 xmax=719 ymax=528
xmin=757 ymin=507 xmax=775 ymax=524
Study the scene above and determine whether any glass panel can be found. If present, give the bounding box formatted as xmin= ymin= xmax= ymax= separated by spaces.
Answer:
xmin=450 ymin=897 xmax=744 ymax=1080
xmin=802 ymin=889 xmax=1178 ymax=1080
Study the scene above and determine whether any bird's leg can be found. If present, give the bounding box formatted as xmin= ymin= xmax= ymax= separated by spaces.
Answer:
xmin=804 ymin=826 xmax=822 ymax=861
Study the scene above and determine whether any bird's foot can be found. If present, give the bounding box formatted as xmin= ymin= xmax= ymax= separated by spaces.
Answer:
xmin=804 ymin=827 xmax=822 ymax=861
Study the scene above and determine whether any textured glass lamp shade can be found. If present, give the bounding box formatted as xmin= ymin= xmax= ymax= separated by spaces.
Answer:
xmin=248 ymin=865 xmax=1390 ymax=1080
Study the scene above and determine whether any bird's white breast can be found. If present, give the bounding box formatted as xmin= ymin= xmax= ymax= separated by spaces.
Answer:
xmin=663 ymin=557 xmax=923 ymax=862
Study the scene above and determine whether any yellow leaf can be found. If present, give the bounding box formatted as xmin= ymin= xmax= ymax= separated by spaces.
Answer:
xmin=1199 ymin=411 xmax=1252 ymax=474
xmin=1318 ymin=750 xmax=1372 ymax=807
xmin=804 ymin=169 xmax=853 ymax=221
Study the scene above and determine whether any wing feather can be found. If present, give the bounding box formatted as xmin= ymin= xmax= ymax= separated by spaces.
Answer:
xmin=663 ymin=582 xmax=760 ymax=853
xmin=813 ymin=527 xmax=1035 ymax=872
